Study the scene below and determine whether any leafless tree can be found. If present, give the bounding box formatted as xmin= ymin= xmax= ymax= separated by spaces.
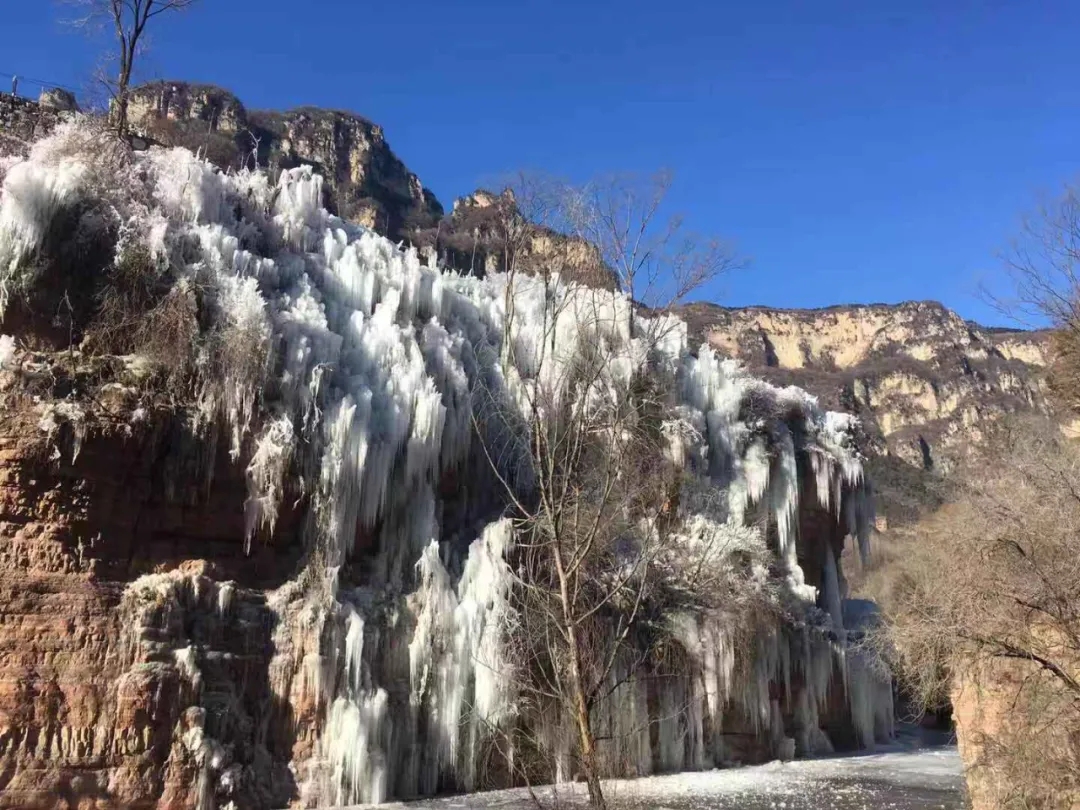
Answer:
xmin=62 ymin=0 xmax=199 ymax=136
xmin=992 ymin=184 xmax=1080 ymax=328
xmin=474 ymin=175 xmax=743 ymax=809
xmin=552 ymin=171 xmax=743 ymax=313
xmin=985 ymin=183 xmax=1080 ymax=413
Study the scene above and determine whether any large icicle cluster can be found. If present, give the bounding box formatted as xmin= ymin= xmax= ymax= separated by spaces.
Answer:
xmin=0 ymin=124 xmax=891 ymax=807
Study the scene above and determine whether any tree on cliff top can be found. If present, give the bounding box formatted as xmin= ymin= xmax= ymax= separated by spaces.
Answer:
xmin=62 ymin=0 xmax=199 ymax=136
xmin=990 ymin=181 xmax=1080 ymax=413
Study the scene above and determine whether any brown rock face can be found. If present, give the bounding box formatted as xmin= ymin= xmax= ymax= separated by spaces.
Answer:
xmin=125 ymin=81 xmax=444 ymax=243
xmin=0 ymin=91 xmax=72 ymax=157
xmin=0 ymin=416 xmax=304 ymax=809
xmin=679 ymin=300 xmax=1049 ymax=475
xmin=409 ymin=188 xmax=621 ymax=291
xmin=951 ymin=657 xmax=1080 ymax=810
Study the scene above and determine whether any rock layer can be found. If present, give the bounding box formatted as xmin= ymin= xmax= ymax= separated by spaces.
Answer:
xmin=0 ymin=415 xmax=304 ymax=809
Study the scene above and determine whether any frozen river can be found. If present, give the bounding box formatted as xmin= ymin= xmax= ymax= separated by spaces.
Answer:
xmin=352 ymin=733 xmax=964 ymax=810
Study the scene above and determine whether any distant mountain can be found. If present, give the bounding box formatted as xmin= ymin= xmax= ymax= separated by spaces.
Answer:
xmin=678 ymin=300 xmax=1050 ymax=522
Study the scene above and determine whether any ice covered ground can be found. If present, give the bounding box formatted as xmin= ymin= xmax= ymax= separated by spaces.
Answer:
xmin=348 ymin=730 xmax=963 ymax=810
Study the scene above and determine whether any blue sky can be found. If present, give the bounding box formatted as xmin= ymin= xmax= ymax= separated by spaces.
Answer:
xmin=4 ymin=1 xmax=1080 ymax=325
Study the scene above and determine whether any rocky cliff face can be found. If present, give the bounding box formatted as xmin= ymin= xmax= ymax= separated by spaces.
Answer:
xmin=0 ymin=92 xmax=75 ymax=157
xmin=126 ymin=81 xmax=444 ymax=242
xmin=409 ymin=188 xmax=620 ymax=290
xmin=680 ymin=300 xmax=1049 ymax=476
xmin=0 ymin=413 xmax=305 ymax=809
xmin=124 ymin=84 xmax=619 ymax=288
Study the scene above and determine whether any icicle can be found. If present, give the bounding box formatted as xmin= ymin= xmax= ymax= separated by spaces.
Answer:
xmin=325 ymin=690 xmax=390 ymax=806
xmin=822 ymin=545 xmax=844 ymax=629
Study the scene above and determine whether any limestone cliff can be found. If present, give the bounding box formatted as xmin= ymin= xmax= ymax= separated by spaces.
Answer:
xmin=125 ymin=81 xmax=444 ymax=242
xmin=679 ymin=300 xmax=1049 ymax=476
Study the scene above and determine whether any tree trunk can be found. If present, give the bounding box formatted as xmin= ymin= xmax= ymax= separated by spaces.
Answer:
xmin=566 ymin=626 xmax=606 ymax=810
xmin=551 ymin=507 xmax=606 ymax=808
xmin=572 ymin=682 xmax=607 ymax=810
xmin=114 ymin=92 xmax=130 ymax=137
xmin=115 ymin=43 xmax=135 ymax=138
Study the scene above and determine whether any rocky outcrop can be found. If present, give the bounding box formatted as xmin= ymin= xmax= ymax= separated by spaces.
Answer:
xmin=0 ymin=405 xmax=306 ymax=809
xmin=4 ymin=84 xmax=612 ymax=290
xmin=409 ymin=188 xmax=620 ymax=290
xmin=126 ymin=81 xmax=443 ymax=242
xmin=680 ymin=300 xmax=1049 ymax=474
xmin=951 ymin=652 xmax=1080 ymax=810
xmin=125 ymin=86 xmax=617 ymax=288
xmin=0 ymin=92 xmax=73 ymax=156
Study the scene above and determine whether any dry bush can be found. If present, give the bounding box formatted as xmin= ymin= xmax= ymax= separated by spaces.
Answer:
xmin=82 ymin=242 xmax=202 ymax=395
xmin=880 ymin=418 xmax=1080 ymax=808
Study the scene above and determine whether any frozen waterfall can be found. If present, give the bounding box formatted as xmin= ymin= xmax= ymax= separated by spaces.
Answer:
xmin=0 ymin=124 xmax=893 ymax=807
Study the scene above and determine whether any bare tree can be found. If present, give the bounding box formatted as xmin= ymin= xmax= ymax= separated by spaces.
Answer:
xmin=992 ymin=184 xmax=1080 ymax=328
xmin=554 ymin=171 xmax=743 ymax=313
xmin=62 ymin=0 xmax=199 ymax=136
xmin=474 ymin=175 xmax=742 ymax=809
xmin=986 ymin=182 xmax=1080 ymax=414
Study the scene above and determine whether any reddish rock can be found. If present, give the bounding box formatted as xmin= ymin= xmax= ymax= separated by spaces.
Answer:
xmin=0 ymin=418 xmax=302 ymax=809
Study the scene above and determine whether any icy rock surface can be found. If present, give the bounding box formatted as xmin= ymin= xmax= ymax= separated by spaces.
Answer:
xmin=0 ymin=124 xmax=892 ymax=807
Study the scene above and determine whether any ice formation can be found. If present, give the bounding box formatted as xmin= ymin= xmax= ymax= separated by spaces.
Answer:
xmin=0 ymin=123 xmax=893 ymax=807
xmin=0 ymin=333 xmax=14 ymax=369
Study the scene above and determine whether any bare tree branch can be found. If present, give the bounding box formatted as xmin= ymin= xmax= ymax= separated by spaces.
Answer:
xmin=59 ymin=0 xmax=198 ymax=136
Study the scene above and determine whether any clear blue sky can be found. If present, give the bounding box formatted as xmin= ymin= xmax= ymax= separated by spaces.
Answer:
xmin=4 ymin=1 xmax=1080 ymax=325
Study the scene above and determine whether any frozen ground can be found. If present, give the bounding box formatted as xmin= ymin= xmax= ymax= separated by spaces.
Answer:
xmin=354 ymin=730 xmax=963 ymax=810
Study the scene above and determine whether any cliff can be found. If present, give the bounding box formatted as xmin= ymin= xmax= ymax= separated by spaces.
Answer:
xmin=409 ymin=187 xmax=621 ymax=290
xmin=0 ymin=413 xmax=304 ymax=809
xmin=0 ymin=123 xmax=891 ymax=808
xmin=680 ymin=300 xmax=1049 ymax=476
xmin=0 ymin=91 xmax=76 ymax=157
xmin=125 ymin=81 xmax=444 ymax=242
xmin=125 ymin=85 xmax=617 ymax=289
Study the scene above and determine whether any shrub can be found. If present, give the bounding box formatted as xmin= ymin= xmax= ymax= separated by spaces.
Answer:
xmin=880 ymin=418 xmax=1080 ymax=809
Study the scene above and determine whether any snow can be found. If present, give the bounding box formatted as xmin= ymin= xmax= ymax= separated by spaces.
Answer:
xmin=0 ymin=124 xmax=889 ymax=807
xmin=333 ymin=737 xmax=962 ymax=809
xmin=0 ymin=157 xmax=87 ymax=308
